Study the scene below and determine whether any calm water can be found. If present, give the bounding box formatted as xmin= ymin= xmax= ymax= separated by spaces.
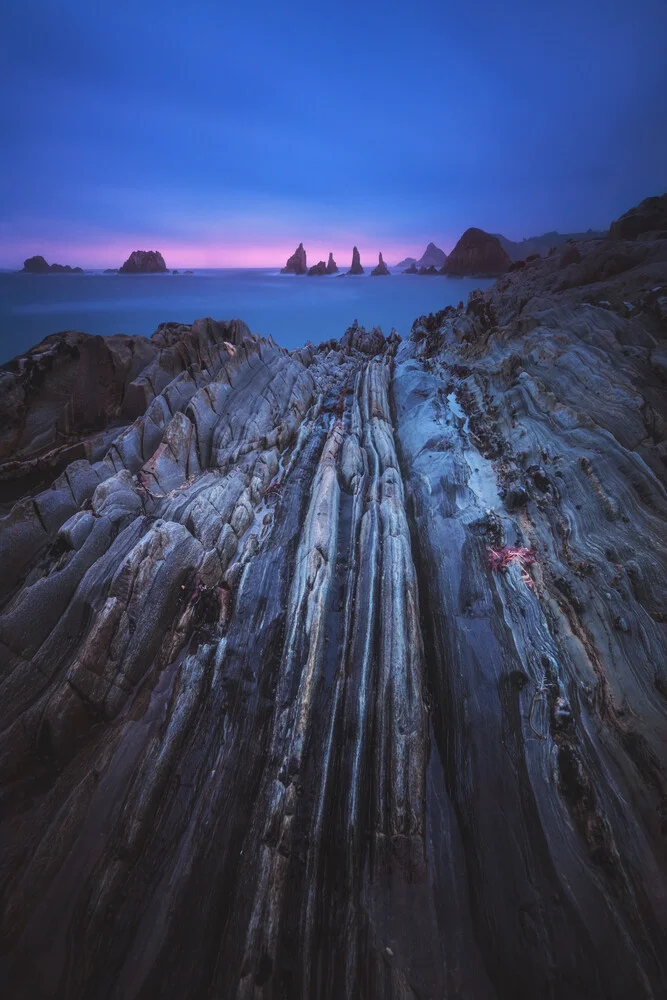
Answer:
xmin=0 ymin=268 xmax=494 ymax=364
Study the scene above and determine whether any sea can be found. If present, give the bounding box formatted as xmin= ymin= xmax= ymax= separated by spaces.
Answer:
xmin=0 ymin=268 xmax=495 ymax=364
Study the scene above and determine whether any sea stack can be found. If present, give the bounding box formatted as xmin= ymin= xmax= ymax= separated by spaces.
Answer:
xmin=445 ymin=228 xmax=510 ymax=276
xmin=416 ymin=242 xmax=447 ymax=270
xmin=281 ymin=243 xmax=307 ymax=274
xmin=307 ymin=260 xmax=328 ymax=276
xmin=326 ymin=252 xmax=338 ymax=274
xmin=347 ymin=246 xmax=364 ymax=275
xmin=119 ymin=250 xmax=167 ymax=274
xmin=371 ymin=252 xmax=390 ymax=275
xmin=21 ymin=255 xmax=83 ymax=273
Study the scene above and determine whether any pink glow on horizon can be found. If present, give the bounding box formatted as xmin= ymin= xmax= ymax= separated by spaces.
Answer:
xmin=2 ymin=236 xmax=454 ymax=269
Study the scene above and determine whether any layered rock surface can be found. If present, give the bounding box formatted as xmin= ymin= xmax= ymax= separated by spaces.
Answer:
xmin=1 ymin=223 xmax=666 ymax=999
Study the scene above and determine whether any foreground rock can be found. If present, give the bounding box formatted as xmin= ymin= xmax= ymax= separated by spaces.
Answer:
xmin=119 ymin=250 xmax=167 ymax=274
xmin=445 ymin=226 xmax=511 ymax=275
xmin=609 ymin=193 xmax=667 ymax=240
xmin=370 ymin=251 xmax=390 ymax=275
xmin=21 ymin=255 xmax=83 ymax=274
xmin=347 ymin=245 xmax=364 ymax=274
xmin=0 ymin=200 xmax=666 ymax=999
xmin=280 ymin=242 xmax=307 ymax=274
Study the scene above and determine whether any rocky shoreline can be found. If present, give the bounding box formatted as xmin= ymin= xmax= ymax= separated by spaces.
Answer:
xmin=0 ymin=199 xmax=666 ymax=998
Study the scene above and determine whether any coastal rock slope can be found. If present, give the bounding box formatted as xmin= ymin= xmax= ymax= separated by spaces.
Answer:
xmin=0 ymin=215 xmax=666 ymax=999
xmin=445 ymin=226 xmax=511 ymax=275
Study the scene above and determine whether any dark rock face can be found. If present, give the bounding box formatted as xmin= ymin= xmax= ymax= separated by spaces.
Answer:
xmin=280 ymin=243 xmax=307 ymax=274
xmin=370 ymin=251 xmax=390 ymax=275
xmin=1 ymin=226 xmax=667 ymax=999
xmin=21 ymin=255 xmax=83 ymax=274
xmin=326 ymin=252 xmax=338 ymax=274
xmin=416 ymin=241 xmax=447 ymax=269
xmin=308 ymin=260 xmax=328 ymax=276
xmin=119 ymin=250 xmax=168 ymax=274
xmin=445 ymin=227 xmax=511 ymax=275
xmin=609 ymin=193 xmax=667 ymax=240
xmin=347 ymin=245 xmax=364 ymax=274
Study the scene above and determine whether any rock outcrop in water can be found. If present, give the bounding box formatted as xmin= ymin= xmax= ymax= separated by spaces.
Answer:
xmin=307 ymin=260 xmax=328 ymax=276
xmin=21 ymin=255 xmax=83 ymax=274
xmin=416 ymin=241 xmax=447 ymax=269
xmin=347 ymin=245 xmax=364 ymax=274
xmin=371 ymin=251 xmax=390 ymax=275
xmin=326 ymin=252 xmax=338 ymax=274
xmin=0 ymin=200 xmax=666 ymax=999
xmin=280 ymin=243 xmax=307 ymax=274
xmin=119 ymin=250 xmax=167 ymax=274
xmin=445 ymin=226 xmax=511 ymax=275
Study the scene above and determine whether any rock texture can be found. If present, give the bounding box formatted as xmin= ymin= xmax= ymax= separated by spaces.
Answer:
xmin=326 ymin=252 xmax=338 ymax=274
xmin=0 ymin=207 xmax=666 ymax=1000
xmin=280 ymin=243 xmax=307 ymax=275
xmin=371 ymin=252 xmax=390 ymax=276
xmin=119 ymin=251 xmax=167 ymax=274
xmin=609 ymin=193 xmax=667 ymax=241
xmin=347 ymin=245 xmax=364 ymax=275
xmin=21 ymin=256 xmax=83 ymax=274
xmin=416 ymin=241 xmax=447 ymax=269
xmin=445 ymin=227 xmax=511 ymax=275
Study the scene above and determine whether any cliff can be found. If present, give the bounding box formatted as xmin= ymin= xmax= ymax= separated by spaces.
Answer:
xmin=0 ymin=204 xmax=666 ymax=999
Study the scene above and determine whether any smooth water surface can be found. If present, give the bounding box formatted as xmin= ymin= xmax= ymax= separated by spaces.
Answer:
xmin=0 ymin=268 xmax=494 ymax=362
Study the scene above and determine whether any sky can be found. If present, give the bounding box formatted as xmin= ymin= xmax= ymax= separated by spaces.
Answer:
xmin=1 ymin=0 xmax=666 ymax=268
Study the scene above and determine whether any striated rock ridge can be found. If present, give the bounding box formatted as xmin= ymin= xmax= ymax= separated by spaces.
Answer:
xmin=370 ymin=251 xmax=390 ymax=275
xmin=119 ymin=250 xmax=167 ymax=274
xmin=347 ymin=245 xmax=364 ymax=275
xmin=21 ymin=255 xmax=83 ymax=274
xmin=0 ymin=210 xmax=667 ymax=999
xmin=281 ymin=243 xmax=307 ymax=274
xmin=326 ymin=252 xmax=338 ymax=274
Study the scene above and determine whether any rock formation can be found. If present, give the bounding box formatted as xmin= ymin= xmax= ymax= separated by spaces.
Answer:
xmin=307 ymin=260 xmax=328 ymax=276
xmin=403 ymin=261 xmax=418 ymax=273
xmin=280 ymin=243 xmax=307 ymax=274
xmin=326 ymin=252 xmax=338 ymax=274
xmin=21 ymin=255 xmax=83 ymax=274
xmin=347 ymin=245 xmax=364 ymax=274
xmin=416 ymin=241 xmax=447 ymax=269
xmin=396 ymin=256 xmax=416 ymax=269
xmin=0 ymin=199 xmax=666 ymax=999
xmin=418 ymin=264 xmax=439 ymax=275
xmin=370 ymin=251 xmax=390 ymax=275
xmin=103 ymin=268 xmax=119 ymax=274
xmin=445 ymin=227 xmax=511 ymax=275
xmin=609 ymin=193 xmax=667 ymax=240
xmin=495 ymin=228 xmax=606 ymax=261
xmin=119 ymin=250 xmax=167 ymax=274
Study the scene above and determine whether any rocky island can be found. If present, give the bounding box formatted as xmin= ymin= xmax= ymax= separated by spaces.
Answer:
xmin=21 ymin=255 xmax=83 ymax=274
xmin=370 ymin=251 xmax=390 ymax=275
xmin=347 ymin=245 xmax=364 ymax=275
xmin=444 ymin=226 xmax=511 ymax=275
xmin=280 ymin=243 xmax=307 ymax=274
xmin=0 ymin=197 xmax=666 ymax=999
xmin=118 ymin=250 xmax=168 ymax=274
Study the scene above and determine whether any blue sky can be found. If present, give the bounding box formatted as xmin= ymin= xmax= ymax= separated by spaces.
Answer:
xmin=1 ymin=0 xmax=666 ymax=266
